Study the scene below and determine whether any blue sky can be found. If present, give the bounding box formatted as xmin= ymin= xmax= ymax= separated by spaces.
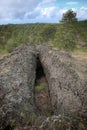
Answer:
xmin=0 ymin=0 xmax=87 ymax=24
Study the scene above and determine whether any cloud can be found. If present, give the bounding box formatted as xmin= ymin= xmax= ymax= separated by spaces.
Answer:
xmin=42 ymin=0 xmax=56 ymax=4
xmin=41 ymin=7 xmax=58 ymax=18
xmin=0 ymin=0 xmax=58 ymax=21
xmin=0 ymin=0 xmax=87 ymax=24
xmin=40 ymin=6 xmax=67 ymax=19
xmin=77 ymin=7 xmax=87 ymax=20
xmin=66 ymin=1 xmax=78 ymax=5
xmin=0 ymin=0 xmax=39 ymax=20
xmin=36 ymin=6 xmax=87 ymax=22
xmin=24 ymin=7 xmax=41 ymax=19
xmin=32 ymin=6 xmax=67 ymax=22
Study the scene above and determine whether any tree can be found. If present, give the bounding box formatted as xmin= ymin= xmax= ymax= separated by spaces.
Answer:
xmin=54 ymin=10 xmax=78 ymax=50
xmin=61 ymin=9 xmax=77 ymax=24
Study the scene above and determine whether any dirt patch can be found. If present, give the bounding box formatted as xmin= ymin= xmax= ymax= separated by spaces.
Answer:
xmin=35 ymin=57 xmax=52 ymax=116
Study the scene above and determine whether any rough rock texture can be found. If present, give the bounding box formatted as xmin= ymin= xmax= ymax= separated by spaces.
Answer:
xmin=37 ymin=115 xmax=87 ymax=130
xmin=0 ymin=45 xmax=37 ymax=129
xmin=36 ymin=45 xmax=87 ymax=115
xmin=0 ymin=44 xmax=87 ymax=129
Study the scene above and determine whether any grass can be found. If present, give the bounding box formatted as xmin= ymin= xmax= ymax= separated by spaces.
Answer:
xmin=0 ymin=49 xmax=8 ymax=55
xmin=71 ymin=49 xmax=87 ymax=60
xmin=0 ymin=20 xmax=87 ymax=54
xmin=35 ymin=83 xmax=48 ymax=93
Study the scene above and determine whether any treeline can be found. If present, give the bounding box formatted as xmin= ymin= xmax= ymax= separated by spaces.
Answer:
xmin=0 ymin=20 xmax=87 ymax=53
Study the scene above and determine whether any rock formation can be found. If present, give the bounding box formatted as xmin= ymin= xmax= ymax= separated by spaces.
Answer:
xmin=0 ymin=44 xmax=87 ymax=129
xmin=0 ymin=45 xmax=37 ymax=129
xmin=37 ymin=45 xmax=87 ymax=115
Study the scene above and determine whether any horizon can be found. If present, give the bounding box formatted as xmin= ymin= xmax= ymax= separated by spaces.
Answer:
xmin=0 ymin=19 xmax=87 ymax=26
xmin=0 ymin=0 xmax=87 ymax=24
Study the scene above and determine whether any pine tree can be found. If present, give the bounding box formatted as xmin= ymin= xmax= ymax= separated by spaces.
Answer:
xmin=61 ymin=9 xmax=77 ymax=24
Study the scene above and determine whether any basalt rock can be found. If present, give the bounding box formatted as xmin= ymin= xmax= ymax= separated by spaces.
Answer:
xmin=36 ymin=45 xmax=87 ymax=115
xmin=0 ymin=44 xmax=87 ymax=129
xmin=0 ymin=45 xmax=37 ymax=129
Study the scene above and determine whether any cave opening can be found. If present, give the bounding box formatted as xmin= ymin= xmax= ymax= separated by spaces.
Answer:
xmin=35 ymin=56 xmax=52 ymax=116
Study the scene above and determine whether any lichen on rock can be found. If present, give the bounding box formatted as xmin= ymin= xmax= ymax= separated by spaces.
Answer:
xmin=0 ymin=44 xmax=87 ymax=129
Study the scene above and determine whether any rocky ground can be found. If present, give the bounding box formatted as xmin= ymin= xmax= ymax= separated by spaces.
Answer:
xmin=0 ymin=44 xmax=87 ymax=130
xmin=35 ymin=76 xmax=52 ymax=115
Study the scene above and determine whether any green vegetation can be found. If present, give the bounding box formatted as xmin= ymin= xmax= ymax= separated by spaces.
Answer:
xmin=61 ymin=9 xmax=77 ymax=23
xmin=0 ymin=10 xmax=87 ymax=54
xmin=39 ymin=24 xmax=57 ymax=42
xmin=54 ymin=23 xmax=77 ymax=50
xmin=29 ymin=112 xmax=38 ymax=124
xmin=35 ymin=83 xmax=48 ymax=93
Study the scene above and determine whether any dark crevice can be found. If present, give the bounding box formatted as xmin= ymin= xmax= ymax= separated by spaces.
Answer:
xmin=3 ymin=125 xmax=13 ymax=130
xmin=35 ymin=56 xmax=45 ymax=85
xmin=34 ymin=56 xmax=53 ymax=116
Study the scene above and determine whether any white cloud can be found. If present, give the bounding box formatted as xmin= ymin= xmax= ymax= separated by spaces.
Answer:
xmin=39 ymin=0 xmax=56 ymax=7
xmin=77 ymin=7 xmax=87 ymax=20
xmin=0 ymin=0 xmax=39 ymax=20
xmin=66 ymin=1 xmax=78 ymax=5
xmin=0 ymin=0 xmax=58 ymax=21
xmin=24 ymin=7 xmax=41 ymax=19
xmin=36 ymin=6 xmax=87 ymax=22
xmin=41 ymin=7 xmax=58 ymax=18
xmin=42 ymin=0 xmax=56 ymax=4
xmin=32 ymin=6 xmax=67 ymax=22
xmin=0 ymin=0 xmax=87 ymax=24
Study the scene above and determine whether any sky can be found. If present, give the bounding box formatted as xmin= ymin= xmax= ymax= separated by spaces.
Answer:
xmin=0 ymin=0 xmax=87 ymax=24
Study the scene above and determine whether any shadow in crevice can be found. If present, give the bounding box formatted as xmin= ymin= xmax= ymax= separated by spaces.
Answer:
xmin=35 ymin=57 xmax=45 ymax=84
xmin=34 ymin=56 xmax=53 ymax=116
xmin=3 ymin=125 xmax=13 ymax=130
